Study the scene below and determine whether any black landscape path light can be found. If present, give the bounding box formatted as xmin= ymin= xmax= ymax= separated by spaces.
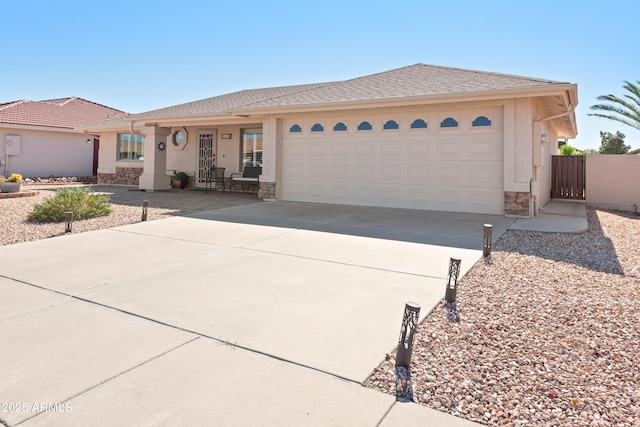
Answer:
xmin=483 ymin=224 xmax=493 ymax=258
xmin=444 ymin=257 xmax=461 ymax=322
xmin=395 ymin=301 xmax=421 ymax=368
xmin=142 ymin=200 xmax=149 ymax=221
xmin=65 ymin=212 xmax=73 ymax=233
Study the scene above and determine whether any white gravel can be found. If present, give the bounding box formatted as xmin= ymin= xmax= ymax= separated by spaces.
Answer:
xmin=365 ymin=208 xmax=640 ymax=426
xmin=0 ymin=185 xmax=186 ymax=247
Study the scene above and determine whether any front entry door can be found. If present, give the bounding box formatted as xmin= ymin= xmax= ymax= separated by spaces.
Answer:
xmin=197 ymin=130 xmax=217 ymax=188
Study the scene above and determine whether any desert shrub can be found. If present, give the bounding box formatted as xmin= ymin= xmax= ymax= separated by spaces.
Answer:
xmin=28 ymin=187 xmax=112 ymax=223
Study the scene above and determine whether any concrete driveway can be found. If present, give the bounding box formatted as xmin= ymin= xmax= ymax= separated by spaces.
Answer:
xmin=0 ymin=200 xmax=513 ymax=426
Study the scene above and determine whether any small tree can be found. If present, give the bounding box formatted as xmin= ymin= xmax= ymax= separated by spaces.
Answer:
xmin=599 ymin=131 xmax=631 ymax=154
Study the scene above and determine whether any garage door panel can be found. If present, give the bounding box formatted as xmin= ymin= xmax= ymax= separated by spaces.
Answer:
xmin=283 ymin=163 xmax=307 ymax=180
xmin=436 ymin=138 xmax=461 ymax=158
xmin=352 ymin=186 xmax=376 ymax=204
xmin=381 ymin=164 xmax=402 ymax=180
xmin=436 ymin=164 xmax=462 ymax=184
xmin=355 ymin=141 xmax=376 ymax=156
xmin=331 ymin=162 xmax=350 ymax=180
xmin=406 ymin=139 xmax=431 ymax=157
xmin=469 ymin=135 xmax=503 ymax=158
xmin=379 ymin=186 xmax=404 ymax=204
xmin=468 ymin=190 xmax=503 ymax=214
xmin=281 ymin=112 xmax=504 ymax=215
xmin=407 ymin=164 xmax=431 ymax=182
xmin=328 ymin=185 xmax=350 ymax=202
xmin=380 ymin=140 xmax=402 ymax=156
xmin=308 ymin=164 xmax=325 ymax=180
xmin=354 ymin=163 xmax=376 ymax=181
xmin=330 ymin=141 xmax=350 ymax=156
xmin=468 ymin=163 xmax=503 ymax=186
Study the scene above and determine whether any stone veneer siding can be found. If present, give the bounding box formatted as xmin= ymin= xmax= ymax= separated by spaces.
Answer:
xmin=98 ymin=167 xmax=143 ymax=186
xmin=504 ymin=191 xmax=530 ymax=217
xmin=258 ymin=182 xmax=276 ymax=200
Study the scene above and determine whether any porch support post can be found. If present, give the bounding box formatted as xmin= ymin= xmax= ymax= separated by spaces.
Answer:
xmin=260 ymin=116 xmax=280 ymax=200
xmin=503 ymin=99 xmax=533 ymax=218
xmin=139 ymin=126 xmax=172 ymax=191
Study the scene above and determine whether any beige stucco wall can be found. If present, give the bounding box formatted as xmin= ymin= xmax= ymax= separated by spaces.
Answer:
xmin=586 ymin=155 xmax=640 ymax=212
xmin=1 ymin=127 xmax=95 ymax=177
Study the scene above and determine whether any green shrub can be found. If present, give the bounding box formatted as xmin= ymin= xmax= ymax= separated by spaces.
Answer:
xmin=559 ymin=145 xmax=576 ymax=156
xmin=28 ymin=187 xmax=112 ymax=223
xmin=174 ymin=172 xmax=188 ymax=181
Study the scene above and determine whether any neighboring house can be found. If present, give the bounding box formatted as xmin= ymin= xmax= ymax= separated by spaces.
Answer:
xmin=0 ymin=97 xmax=128 ymax=178
xmin=628 ymin=148 xmax=640 ymax=155
xmin=82 ymin=64 xmax=578 ymax=218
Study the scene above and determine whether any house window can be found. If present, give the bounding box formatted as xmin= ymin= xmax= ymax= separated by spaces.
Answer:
xmin=411 ymin=119 xmax=428 ymax=129
xmin=117 ymin=133 xmax=144 ymax=161
xmin=333 ymin=122 xmax=347 ymax=131
xmin=472 ymin=116 xmax=492 ymax=127
xmin=289 ymin=124 xmax=302 ymax=133
xmin=440 ymin=117 xmax=458 ymax=128
xmin=383 ymin=120 xmax=399 ymax=130
xmin=357 ymin=121 xmax=372 ymax=131
xmin=311 ymin=123 xmax=324 ymax=132
xmin=241 ymin=128 xmax=263 ymax=168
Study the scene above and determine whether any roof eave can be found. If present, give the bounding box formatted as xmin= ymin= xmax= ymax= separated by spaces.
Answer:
xmin=0 ymin=123 xmax=78 ymax=133
xmin=226 ymin=84 xmax=579 ymax=116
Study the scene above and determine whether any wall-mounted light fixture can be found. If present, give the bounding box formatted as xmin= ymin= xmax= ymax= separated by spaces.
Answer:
xmin=86 ymin=139 xmax=92 ymax=144
xmin=541 ymin=134 xmax=549 ymax=144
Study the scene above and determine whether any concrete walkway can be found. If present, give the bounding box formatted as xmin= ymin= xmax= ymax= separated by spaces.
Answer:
xmin=0 ymin=192 xmax=585 ymax=426
xmin=510 ymin=199 xmax=588 ymax=233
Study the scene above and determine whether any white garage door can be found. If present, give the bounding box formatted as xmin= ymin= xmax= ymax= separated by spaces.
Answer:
xmin=281 ymin=111 xmax=504 ymax=215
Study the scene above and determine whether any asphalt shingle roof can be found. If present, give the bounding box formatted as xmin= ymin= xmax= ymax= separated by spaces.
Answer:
xmin=133 ymin=83 xmax=332 ymax=119
xmin=0 ymin=97 xmax=128 ymax=129
xmin=129 ymin=63 xmax=571 ymax=120
xmin=232 ymin=63 xmax=570 ymax=110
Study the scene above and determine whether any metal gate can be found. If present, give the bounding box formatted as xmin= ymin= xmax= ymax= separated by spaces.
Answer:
xmin=551 ymin=155 xmax=586 ymax=200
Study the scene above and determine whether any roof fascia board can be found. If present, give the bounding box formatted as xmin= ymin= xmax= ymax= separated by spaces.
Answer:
xmin=133 ymin=115 xmax=261 ymax=127
xmin=227 ymin=84 xmax=579 ymax=116
xmin=0 ymin=123 xmax=79 ymax=133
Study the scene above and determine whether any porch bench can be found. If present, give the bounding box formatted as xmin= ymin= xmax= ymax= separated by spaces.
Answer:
xmin=231 ymin=166 xmax=261 ymax=192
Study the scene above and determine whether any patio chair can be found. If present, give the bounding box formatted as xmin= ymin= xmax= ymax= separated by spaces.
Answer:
xmin=205 ymin=167 xmax=226 ymax=193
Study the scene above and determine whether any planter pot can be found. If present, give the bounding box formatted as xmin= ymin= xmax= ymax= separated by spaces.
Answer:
xmin=174 ymin=180 xmax=186 ymax=189
xmin=0 ymin=182 xmax=22 ymax=193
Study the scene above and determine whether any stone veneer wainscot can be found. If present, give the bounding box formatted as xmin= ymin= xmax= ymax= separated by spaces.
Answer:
xmin=98 ymin=167 xmax=143 ymax=186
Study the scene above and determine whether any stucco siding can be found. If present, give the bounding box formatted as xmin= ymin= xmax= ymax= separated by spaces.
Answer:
xmin=1 ymin=127 xmax=94 ymax=177
xmin=586 ymin=155 xmax=640 ymax=212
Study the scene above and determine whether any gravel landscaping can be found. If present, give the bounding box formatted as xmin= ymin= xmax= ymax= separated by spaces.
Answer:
xmin=0 ymin=184 xmax=194 ymax=247
xmin=365 ymin=208 xmax=640 ymax=426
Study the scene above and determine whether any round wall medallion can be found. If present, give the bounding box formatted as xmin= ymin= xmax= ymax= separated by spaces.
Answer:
xmin=157 ymin=142 xmax=166 ymax=151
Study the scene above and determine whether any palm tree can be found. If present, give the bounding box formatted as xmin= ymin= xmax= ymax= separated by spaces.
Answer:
xmin=589 ymin=81 xmax=640 ymax=131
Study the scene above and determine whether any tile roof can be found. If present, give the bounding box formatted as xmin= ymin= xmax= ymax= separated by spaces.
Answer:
xmin=0 ymin=97 xmax=129 ymax=129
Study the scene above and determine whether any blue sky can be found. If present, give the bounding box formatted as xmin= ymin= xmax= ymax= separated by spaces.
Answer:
xmin=1 ymin=1 xmax=638 ymax=150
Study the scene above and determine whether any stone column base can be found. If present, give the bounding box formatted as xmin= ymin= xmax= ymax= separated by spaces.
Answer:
xmin=259 ymin=182 xmax=276 ymax=200
xmin=504 ymin=191 xmax=531 ymax=217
